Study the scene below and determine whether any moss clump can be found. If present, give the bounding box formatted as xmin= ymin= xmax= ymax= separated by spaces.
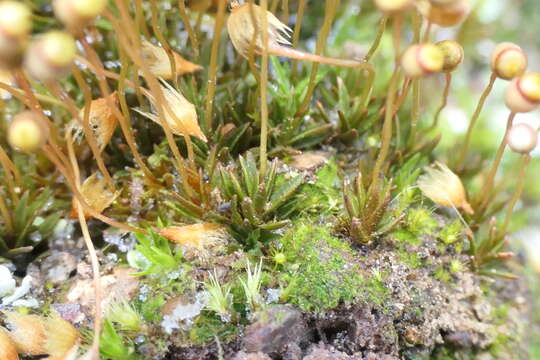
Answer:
xmin=276 ymin=223 xmax=388 ymax=312
xmin=296 ymin=160 xmax=341 ymax=216
xmin=189 ymin=313 xmax=239 ymax=346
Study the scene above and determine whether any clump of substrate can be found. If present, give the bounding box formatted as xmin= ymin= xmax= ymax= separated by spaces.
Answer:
xmin=3 ymin=160 xmax=528 ymax=360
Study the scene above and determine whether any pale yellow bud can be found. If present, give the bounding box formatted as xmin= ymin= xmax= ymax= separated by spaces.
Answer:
xmin=0 ymin=1 xmax=31 ymax=69
xmin=417 ymin=0 xmax=470 ymax=27
xmin=159 ymin=223 xmax=228 ymax=260
xmin=374 ymin=0 xmax=414 ymax=14
xmin=435 ymin=40 xmax=464 ymax=72
xmin=53 ymin=0 xmax=108 ymax=31
xmin=507 ymin=123 xmax=538 ymax=154
xmin=505 ymin=73 xmax=540 ymax=113
xmin=8 ymin=111 xmax=48 ymax=152
xmin=490 ymin=43 xmax=527 ymax=80
xmin=401 ymin=44 xmax=444 ymax=77
xmin=418 ymin=162 xmax=473 ymax=214
xmin=0 ymin=1 xmax=32 ymax=37
xmin=24 ymin=31 xmax=77 ymax=82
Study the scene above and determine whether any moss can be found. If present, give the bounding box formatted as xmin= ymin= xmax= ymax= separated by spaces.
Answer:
xmin=276 ymin=223 xmax=388 ymax=312
xmin=188 ymin=312 xmax=239 ymax=346
xmin=438 ymin=219 xmax=464 ymax=246
xmin=296 ymin=160 xmax=341 ymax=216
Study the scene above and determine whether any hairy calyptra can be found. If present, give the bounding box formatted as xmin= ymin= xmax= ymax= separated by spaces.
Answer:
xmin=227 ymin=2 xmax=362 ymax=68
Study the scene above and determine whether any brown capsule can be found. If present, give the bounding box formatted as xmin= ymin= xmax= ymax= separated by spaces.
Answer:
xmin=77 ymin=92 xmax=119 ymax=151
xmin=490 ymin=43 xmax=527 ymax=80
xmin=505 ymin=73 xmax=540 ymax=113
xmin=8 ymin=111 xmax=49 ymax=152
xmin=53 ymin=0 xmax=107 ymax=32
xmin=507 ymin=123 xmax=538 ymax=154
xmin=435 ymin=40 xmax=464 ymax=72
xmin=401 ymin=43 xmax=444 ymax=78
xmin=374 ymin=0 xmax=414 ymax=14
xmin=0 ymin=1 xmax=31 ymax=69
xmin=24 ymin=31 xmax=77 ymax=82
xmin=417 ymin=0 xmax=471 ymax=27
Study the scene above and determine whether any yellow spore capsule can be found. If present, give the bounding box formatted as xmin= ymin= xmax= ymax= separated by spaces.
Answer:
xmin=505 ymin=73 xmax=540 ymax=113
xmin=374 ymin=0 xmax=414 ymax=14
xmin=24 ymin=31 xmax=77 ymax=82
xmin=53 ymin=0 xmax=107 ymax=31
xmin=435 ymin=40 xmax=464 ymax=72
xmin=490 ymin=42 xmax=528 ymax=80
xmin=401 ymin=44 xmax=444 ymax=77
xmin=507 ymin=123 xmax=538 ymax=154
xmin=8 ymin=111 xmax=48 ymax=152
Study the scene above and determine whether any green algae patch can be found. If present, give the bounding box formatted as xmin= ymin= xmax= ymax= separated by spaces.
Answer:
xmin=276 ymin=223 xmax=389 ymax=312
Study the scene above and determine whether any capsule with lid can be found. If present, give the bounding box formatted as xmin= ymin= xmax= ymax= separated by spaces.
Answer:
xmin=507 ymin=123 xmax=538 ymax=154
xmin=417 ymin=0 xmax=471 ymax=27
xmin=374 ymin=0 xmax=414 ymax=14
xmin=435 ymin=40 xmax=464 ymax=72
xmin=24 ymin=31 xmax=77 ymax=82
xmin=401 ymin=43 xmax=444 ymax=78
xmin=490 ymin=43 xmax=528 ymax=80
xmin=0 ymin=1 xmax=32 ymax=69
xmin=53 ymin=0 xmax=108 ymax=32
xmin=8 ymin=111 xmax=49 ymax=152
xmin=505 ymin=73 xmax=540 ymax=113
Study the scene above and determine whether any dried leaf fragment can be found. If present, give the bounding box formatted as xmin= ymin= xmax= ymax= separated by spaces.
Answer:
xmin=0 ymin=329 xmax=19 ymax=360
xmin=70 ymin=173 xmax=119 ymax=219
xmin=142 ymin=40 xmax=202 ymax=79
xmin=417 ymin=162 xmax=473 ymax=214
xmin=77 ymin=92 xmax=119 ymax=151
xmin=159 ymin=223 xmax=228 ymax=260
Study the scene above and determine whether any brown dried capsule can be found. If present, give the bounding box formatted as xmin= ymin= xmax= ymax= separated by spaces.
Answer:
xmin=53 ymin=0 xmax=107 ymax=32
xmin=0 ymin=1 xmax=31 ymax=69
xmin=77 ymin=92 xmax=119 ymax=151
xmin=490 ymin=43 xmax=527 ymax=80
xmin=505 ymin=73 xmax=540 ymax=113
xmin=435 ymin=40 xmax=464 ymax=72
xmin=24 ymin=31 xmax=77 ymax=82
xmin=507 ymin=123 xmax=538 ymax=154
xmin=8 ymin=111 xmax=49 ymax=152
xmin=417 ymin=0 xmax=471 ymax=27
xmin=141 ymin=40 xmax=202 ymax=79
xmin=401 ymin=43 xmax=444 ymax=77
xmin=70 ymin=172 xmax=119 ymax=219
xmin=374 ymin=0 xmax=414 ymax=14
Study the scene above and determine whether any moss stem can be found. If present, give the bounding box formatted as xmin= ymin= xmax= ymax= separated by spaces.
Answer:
xmin=203 ymin=0 xmax=226 ymax=131
xmin=428 ymin=72 xmax=452 ymax=132
xmin=456 ymin=72 xmax=497 ymax=169
xmin=501 ymin=154 xmax=530 ymax=235
xmin=260 ymin=0 xmax=270 ymax=177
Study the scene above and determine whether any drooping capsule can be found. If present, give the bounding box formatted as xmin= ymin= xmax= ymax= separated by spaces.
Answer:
xmin=507 ymin=123 xmax=538 ymax=154
xmin=490 ymin=42 xmax=528 ymax=80
xmin=435 ymin=40 xmax=464 ymax=72
xmin=505 ymin=73 xmax=540 ymax=113
xmin=401 ymin=43 xmax=444 ymax=77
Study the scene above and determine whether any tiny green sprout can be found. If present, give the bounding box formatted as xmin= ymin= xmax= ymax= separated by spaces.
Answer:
xmin=273 ymin=252 xmax=286 ymax=265
xmin=239 ymin=260 xmax=264 ymax=311
xmin=205 ymin=270 xmax=233 ymax=322
xmin=450 ymin=259 xmax=464 ymax=273
xmin=106 ymin=299 xmax=143 ymax=332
